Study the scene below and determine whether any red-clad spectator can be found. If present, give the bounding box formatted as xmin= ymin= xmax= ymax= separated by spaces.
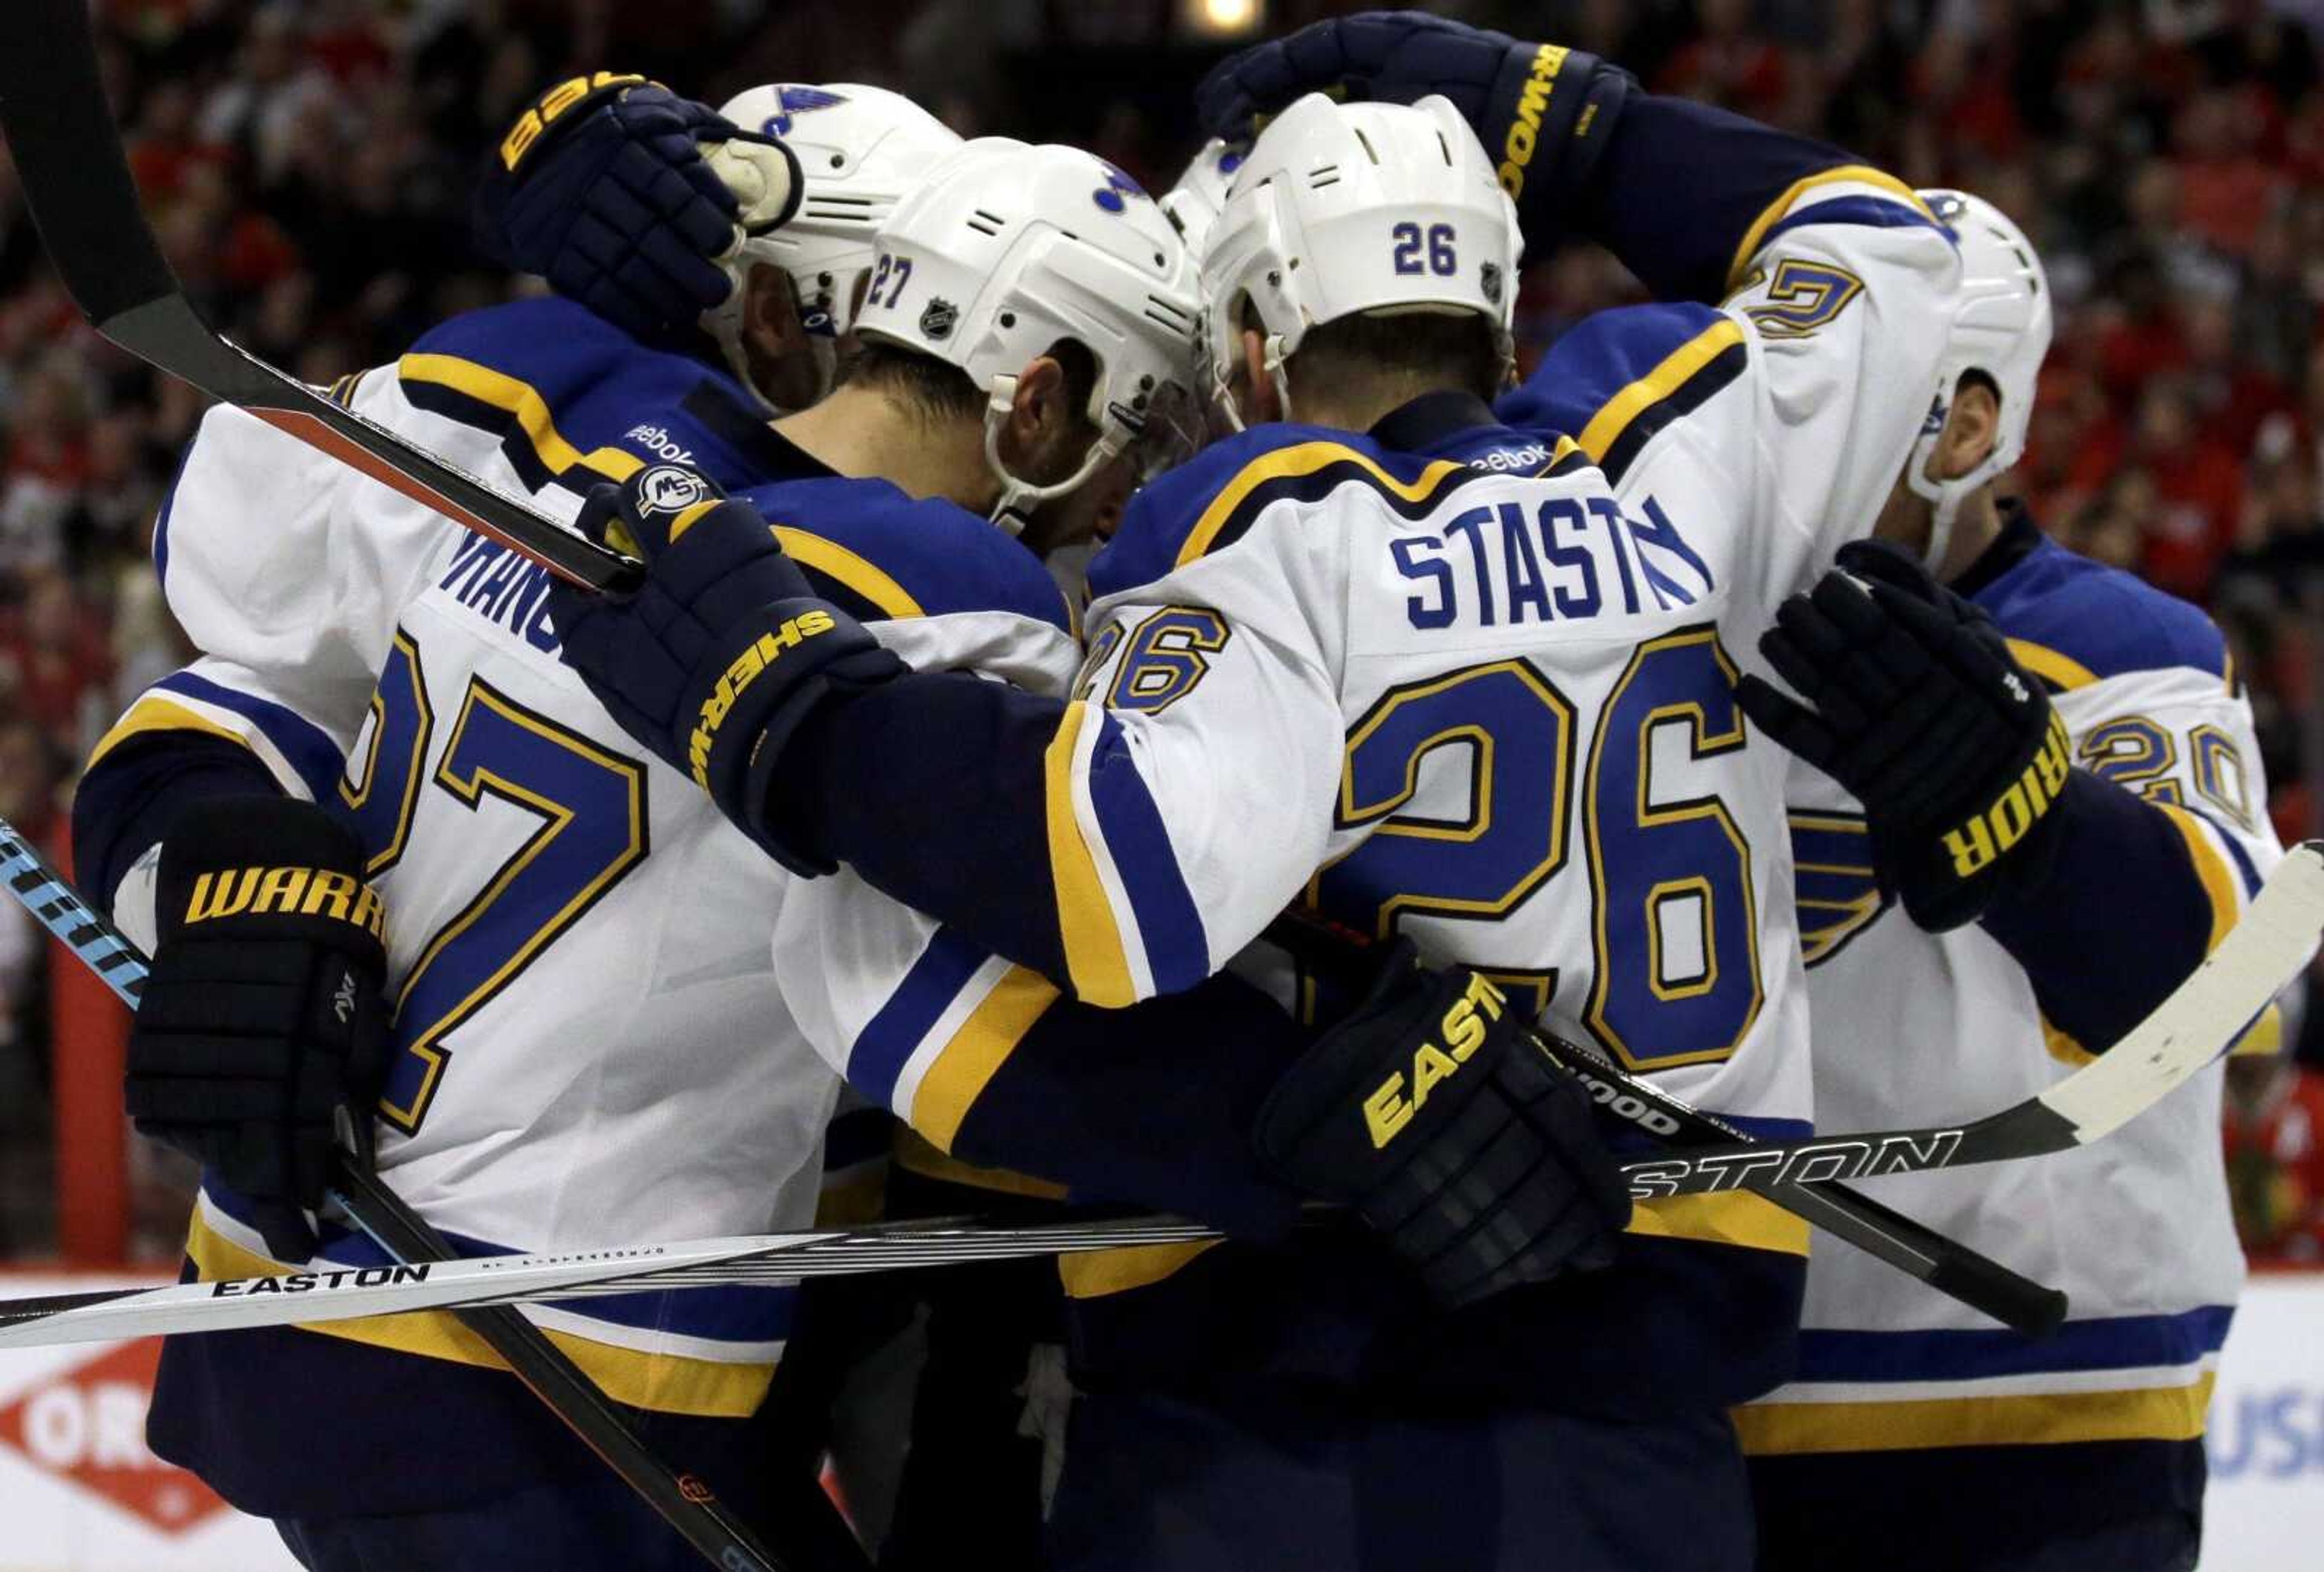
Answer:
xmin=2185 ymin=294 xmax=2291 ymax=453
xmin=0 ymin=567 xmax=111 ymax=743
xmin=1655 ymin=0 xmax=1793 ymax=122
xmin=2134 ymin=377 xmax=2247 ymax=597
xmin=2226 ymin=1050 xmax=2324 ymax=1263
xmin=2171 ymin=89 xmax=2289 ymax=258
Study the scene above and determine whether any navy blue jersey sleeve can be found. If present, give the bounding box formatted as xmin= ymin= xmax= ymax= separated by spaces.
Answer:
xmin=1575 ymin=93 xmax=1901 ymax=304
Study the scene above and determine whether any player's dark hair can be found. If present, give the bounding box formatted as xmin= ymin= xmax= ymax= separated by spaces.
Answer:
xmin=842 ymin=335 xmax=1098 ymax=432
xmin=1275 ymin=307 xmax=1505 ymax=410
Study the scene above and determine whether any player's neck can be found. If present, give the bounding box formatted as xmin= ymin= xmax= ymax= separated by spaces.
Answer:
xmin=774 ymin=386 xmax=996 ymax=510
xmin=1285 ymin=373 xmax=1461 ymax=437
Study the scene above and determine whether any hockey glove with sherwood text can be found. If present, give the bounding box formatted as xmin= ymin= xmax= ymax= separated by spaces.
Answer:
xmin=1192 ymin=11 xmax=1634 ymax=251
xmin=125 ymin=797 xmax=392 ymax=1262
xmin=1255 ymin=939 xmax=1632 ymax=1309
xmin=548 ymin=467 xmax=905 ymax=874
xmin=1735 ymin=538 xmax=2072 ymax=932
xmin=474 ymin=73 xmax=800 ymax=346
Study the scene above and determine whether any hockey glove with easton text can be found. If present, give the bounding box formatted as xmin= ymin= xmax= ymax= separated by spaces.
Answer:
xmin=1736 ymin=538 xmax=2072 ymax=932
xmin=125 ymin=798 xmax=392 ymax=1261
xmin=1255 ymin=939 xmax=1632 ymax=1309
xmin=548 ymin=468 xmax=905 ymax=874
xmin=1192 ymin=11 xmax=1634 ymax=249
xmin=474 ymin=73 xmax=801 ymax=345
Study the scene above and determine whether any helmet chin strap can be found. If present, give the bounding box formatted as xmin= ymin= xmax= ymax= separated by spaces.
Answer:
xmin=981 ymin=373 xmax=1124 ymax=538
xmin=1210 ymin=332 xmax=1292 ymax=434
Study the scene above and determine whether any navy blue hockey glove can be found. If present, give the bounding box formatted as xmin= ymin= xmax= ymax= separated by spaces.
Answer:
xmin=1255 ymin=940 xmax=1631 ymax=1309
xmin=1736 ymin=539 xmax=2072 ymax=932
xmin=1193 ymin=11 xmax=1633 ymax=251
xmin=125 ymin=797 xmax=392 ymax=1263
xmin=548 ymin=468 xmax=905 ymax=873
xmin=474 ymin=73 xmax=801 ymax=345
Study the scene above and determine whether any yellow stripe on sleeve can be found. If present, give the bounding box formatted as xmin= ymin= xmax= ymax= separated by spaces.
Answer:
xmin=2156 ymin=803 xmax=2240 ymax=954
xmin=1727 ymin=164 xmax=1937 ymax=289
xmin=396 ymin=352 xmax=646 ymax=484
xmin=772 ymin=526 xmax=924 ymax=618
xmin=1627 ymin=1191 xmax=1811 ymax=1256
xmin=1043 ymin=701 xmax=1138 ymax=1008
xmin=1733 ymin=1373 xmax=2216 ymax=1455
xmin=1574 ymin=320 xmax=1748 ymax=467
xmin=86 ymin=696 xmax=255 ymax=772
xmin=1174 ymin=441 xmax=1466 ymax=568
xmin=2230 ymin=1001 xmax=2285 ymax=1058
xmin=907 ymin=964 xmax=1062 ymax=1153
xmin=186 ymin=1212 xmax=769 ymax=1418
xmin=892 ymin=1125 xmax=1071 ymax=1199
xmin=2003 ymin=639 xmax=2098 ymax=692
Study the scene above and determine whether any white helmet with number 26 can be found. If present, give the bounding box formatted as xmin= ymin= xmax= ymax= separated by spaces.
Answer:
xmin=1201 ymin=93 xmax=1520 ymax=426
xmin=854 ymin=138 xmax=1204 ymax=531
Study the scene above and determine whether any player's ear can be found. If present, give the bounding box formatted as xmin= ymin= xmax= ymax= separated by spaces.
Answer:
xmin=744 ymin=267 xmax=806 ymax=357
xmin=1003 ymin=354 xmax=1072 ymax=462
xmin=1241 ymin=327 xmax=1281 ymax=424
xmin=1936 ymin=378 xmax=2002 ymax=481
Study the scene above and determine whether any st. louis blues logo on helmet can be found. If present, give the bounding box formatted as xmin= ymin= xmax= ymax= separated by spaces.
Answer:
xmin=761 ymin=84 xmax=850 ymax=139
xmin=1093 ymin=161 xmax=1149 ymax=214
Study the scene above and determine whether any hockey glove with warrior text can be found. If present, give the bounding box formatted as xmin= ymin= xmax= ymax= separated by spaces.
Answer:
xmin=1193 ymin=11 xmax=1633 ymax=251
xmin=125 ymin=798 xmax=392 ymax=1262
xmin=1255 ymin=940 xmax=1631 ymax=1308
xmin=1736 ymin=539 xmax=2072 ymax=932
xmin=548 ymin=468 xmax=905 ymax=873
xmin=474 ymin=74 xmax=800 ymax=345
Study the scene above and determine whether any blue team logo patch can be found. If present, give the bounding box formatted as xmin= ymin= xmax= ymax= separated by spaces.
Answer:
xmin=1093 ymin=162 xmax=1149 ymax=214
xmin=761 ymin=84 xmax=849 ymax=139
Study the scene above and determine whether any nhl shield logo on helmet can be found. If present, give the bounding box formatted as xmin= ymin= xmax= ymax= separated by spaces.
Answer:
xmin=637 ymin=465 xmax=714 ymax=516
xmin=918 ymin=298 xmax=959 ymax=340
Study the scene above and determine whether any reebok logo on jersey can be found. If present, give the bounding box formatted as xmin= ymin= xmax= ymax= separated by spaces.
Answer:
xmin=623 ymin=425 xmax=695 ymax=466
xmin=1940 ymin=712 xmax=2071 ymax=878
xmin=183 ymin=867 xmax=387 ymax=941
xmin=1362 ymin=973 xmax=1507 ymax=1148
xmin=1497 ymin=45 xmax=1569 ymax=200
xmin=688 ymin=611 xmax=839 ymax=786
xmin=499 ymin=72 xmax=646 ymax=169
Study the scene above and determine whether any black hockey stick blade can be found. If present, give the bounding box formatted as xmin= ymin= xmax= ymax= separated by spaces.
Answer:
xmin=0 ymin=0 xmax=639 ymax=594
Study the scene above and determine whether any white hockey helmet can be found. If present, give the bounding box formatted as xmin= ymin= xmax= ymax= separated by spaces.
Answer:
xmin=1159 ymin=137 xmax=1245 ymax=261
xmin=704 ymin=83 xmax=962 ymax=409
xmin=1903 ymin=190 xmax=2053 ymax=571
xmin=1201 ymin=93 xmax=1520 ymax=427
xmin=853 ymin=138 xmax=1204 ymax=531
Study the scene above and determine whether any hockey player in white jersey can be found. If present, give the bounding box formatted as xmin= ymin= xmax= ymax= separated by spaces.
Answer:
xmin=542 ymin=19 xmax=2001 ymax=1559
xmin=1727 ymin=197 xmax=2282 ymax=1572
xmin=68 ymin=86 xmax=1252 ymax=1570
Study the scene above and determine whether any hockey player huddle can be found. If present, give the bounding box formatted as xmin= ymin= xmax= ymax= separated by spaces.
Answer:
xmin=69 ymin=12 xmax=2291 ymax=1572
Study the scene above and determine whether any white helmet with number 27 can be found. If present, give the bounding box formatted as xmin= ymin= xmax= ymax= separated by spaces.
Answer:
xmin=706 ymin=83 xmax=962 ymax=409
xmin=1201 ymin=92 xmax=1520 ymax=426
xmin=1903 ymin=190 xmax=2053 ymax=571
xmin=853 ymin=138 xmax=1204 ymax=531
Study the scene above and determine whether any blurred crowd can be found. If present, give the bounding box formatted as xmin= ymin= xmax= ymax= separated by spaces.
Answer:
xmin=0 ymin=0 xmax=2320 ymax=1255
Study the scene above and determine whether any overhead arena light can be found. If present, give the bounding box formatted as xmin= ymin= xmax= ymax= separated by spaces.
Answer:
xmin=1181 ymin=0 xmax=1266 ymax=40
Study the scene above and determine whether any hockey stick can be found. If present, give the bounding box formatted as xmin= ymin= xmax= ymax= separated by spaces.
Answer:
xmin=1261 ymin=909 xmax=2070 ymax=1336
xmin=12 ymin=842 xmax=2318 ymax=1348
xmin=0 ymin=0 xmax=637 ymax=593
xmin=0 ymin=823 xmax=843 ymax=1572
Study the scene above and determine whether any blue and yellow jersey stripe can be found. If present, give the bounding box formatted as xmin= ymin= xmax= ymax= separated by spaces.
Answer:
xmin=1736 ymin=1305 xmax=2232 ymax=1454
xmin=1497 ymin=303 xmax=1751 ymax=484
xmin=1726 ymin=165 xmax=1945 ymax=289
xmin=187 ymin=1191 xmax=784 ymax=1419
xmin=88 ymin=670 xmax=345 ymax=803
